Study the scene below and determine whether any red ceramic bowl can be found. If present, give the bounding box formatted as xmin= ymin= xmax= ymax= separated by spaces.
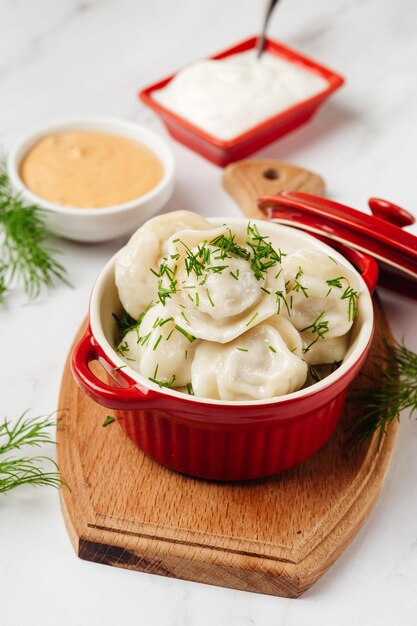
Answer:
xmin=139 ymin=36 xmax=344 ymax=167
xmin=71 ymin=219 xmax=377 ymax=481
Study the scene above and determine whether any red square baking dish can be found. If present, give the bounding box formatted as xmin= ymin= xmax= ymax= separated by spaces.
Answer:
xmin=139 ymin=36 xmax=345 ymax=167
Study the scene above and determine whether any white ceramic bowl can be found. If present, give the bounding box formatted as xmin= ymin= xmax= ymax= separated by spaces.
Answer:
xmin=7 ymin=117 xmax=175 ymax=242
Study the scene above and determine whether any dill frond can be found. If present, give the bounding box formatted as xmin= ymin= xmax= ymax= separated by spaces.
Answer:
xmin=350 ymin=340 xmax=417 ymax=447
xmin=0 ymin=161 xmax=68 ymax=300
xmin=0 ymin=412 xmax=65 ymax=495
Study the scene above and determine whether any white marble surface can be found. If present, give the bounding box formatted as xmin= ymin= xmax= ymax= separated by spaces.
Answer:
xmin=1 ymin=0 xmax=417 ymax=623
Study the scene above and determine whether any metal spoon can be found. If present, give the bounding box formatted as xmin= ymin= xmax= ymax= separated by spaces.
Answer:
xmin=256 ymin=0 xmax=281 ymax=59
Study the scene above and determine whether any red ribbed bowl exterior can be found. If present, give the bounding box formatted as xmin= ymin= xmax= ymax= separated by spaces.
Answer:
xmin=115 ymin=392 xmax=346 ymax=481
xmin=72 ymin=304 xmax=373 ymax=481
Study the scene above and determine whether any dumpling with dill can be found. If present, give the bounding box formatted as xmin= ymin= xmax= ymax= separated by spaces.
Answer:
xmin=115 ymin=211 xmax=212 ymax=318
xmin=112 ymin=213 xmax=362 ymax=401
xmin=119 ymin=302 xmax=198 ymax=387
xmin=282 ymin=250 xmax=361 ymax=350
xmin=159 ymin=223 xmax=286 ymax=343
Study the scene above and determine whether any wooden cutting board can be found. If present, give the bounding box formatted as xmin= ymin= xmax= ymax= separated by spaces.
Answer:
xmin=57 ymin=161 xmax=397 ymax=597
xmin=57 ymin=304 xmax=396 ymax=598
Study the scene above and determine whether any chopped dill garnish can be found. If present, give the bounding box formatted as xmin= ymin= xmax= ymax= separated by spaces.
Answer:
xmin=115 ymin=340 xmax=134 ymax=360
xmin=237 ymin=347 xmax=248 ymax=352
xmin=246 ymin=222 xmax=285 ymax=281
xmin=301 ymin=311 xmax=330 ymax=352
xmin=112 ymin=311 xmax=141 ymax=339
xmin=138 ymin=331 xmax=151 ymax=347
xmin=208 ymin=264 xmax=228 ymax=274
xmin=186 ymin=382 xmax=195 ymax=395
xmin=341 ymin=286 xmax=359 ymax=322
xmin=148 ymin=374 xmax=176 ymax=389
xmin=326 ymin=276 xmax=344 ymax=291
xmin=275 ymin=290 xmax=290 ymax=315
xmin=230 ymin=270 xmax=239 ymax=280
xmin=153 ymin=335 xmax=162 ymax=351
xmin=102 ymin=415 xmax=116 ymax=427
xmin=293 ymin=280 xmax=309 ymax=298
xmin=210 ymin=229 xmax=250 ymax=261
xmin=290 ymin=266 xmax=309 ymax=298
xmin=204 ymin=288 xmax=215 ymax=307
xmin=175 ymin=325 xmax=196 ymax=343
xmin=151 ymin=258 xmax=178 ymax=305
xmin=181 ymin=310 xmax=191 ymax=324
xmin=269 ymin=345 xmax=277 ymax=353
xmin=155 ymin=316 xmax=174 ymax=327
xmin=245 ymin=312 xmax=259 ymax=327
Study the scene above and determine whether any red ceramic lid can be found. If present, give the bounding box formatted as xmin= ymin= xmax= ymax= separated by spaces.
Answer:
xmin=258 ymin=191 xmax=417 ymax=299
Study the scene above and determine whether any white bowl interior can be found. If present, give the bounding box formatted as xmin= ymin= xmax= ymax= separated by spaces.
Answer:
xmin=90 ymin=218 xmax=374 ymax=406
xmin=7 ymin=116 xmax=175 ymax=215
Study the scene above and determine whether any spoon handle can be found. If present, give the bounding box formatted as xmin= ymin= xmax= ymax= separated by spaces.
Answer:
xmin=256 ymin=0 xmax=281 ymax=59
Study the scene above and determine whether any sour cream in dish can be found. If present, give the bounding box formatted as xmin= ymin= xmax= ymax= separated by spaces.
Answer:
xmin=113 ymin=211 xmax=361 ymax=402
xmin=153 ymin=50 xmax=329 ymax=140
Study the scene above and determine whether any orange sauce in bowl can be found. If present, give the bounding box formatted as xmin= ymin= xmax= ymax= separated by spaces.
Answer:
xmin=19 ymin=130 xmax=164 ymax=208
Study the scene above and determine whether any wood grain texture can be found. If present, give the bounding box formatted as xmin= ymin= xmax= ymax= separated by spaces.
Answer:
xmin=223 ymin=159 xmax=325 ymax=220
xmin=57 ymin=300 xmax=397 ymax=598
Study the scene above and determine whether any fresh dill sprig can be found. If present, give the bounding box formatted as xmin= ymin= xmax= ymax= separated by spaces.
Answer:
xmin=0 ymin=412 xmax=65 ymax=494
xmin=0 ymin=162 xmax=68 ymax=301
xmin=350 ymin=340 xmax=417 ymax=447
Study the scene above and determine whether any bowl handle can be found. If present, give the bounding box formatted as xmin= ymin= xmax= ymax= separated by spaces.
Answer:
xmin=71 ymin=326 xmax=159 ymax=409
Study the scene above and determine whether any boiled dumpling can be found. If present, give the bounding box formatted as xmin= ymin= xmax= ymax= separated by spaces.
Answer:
xmin=282 ymin=250 xmax=361 ymax=342
xmin=115 ymin=211 xmax=211 ymax=318
xmin=301 ymin=332 xmax=349 ymax=365
xmin=191 ymin=318 xmax=307 ymax=401
xmin=267 ymin=314 xmax=304 ymax=359
xmin=161 ymin=223 xmax=286 ymax=343
xmin=119 ymin=302 xmax=197 ymax=387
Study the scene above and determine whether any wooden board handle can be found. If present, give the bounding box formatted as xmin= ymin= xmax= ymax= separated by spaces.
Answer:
xmin=222 ymin=159 xmax=325 ymax=220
